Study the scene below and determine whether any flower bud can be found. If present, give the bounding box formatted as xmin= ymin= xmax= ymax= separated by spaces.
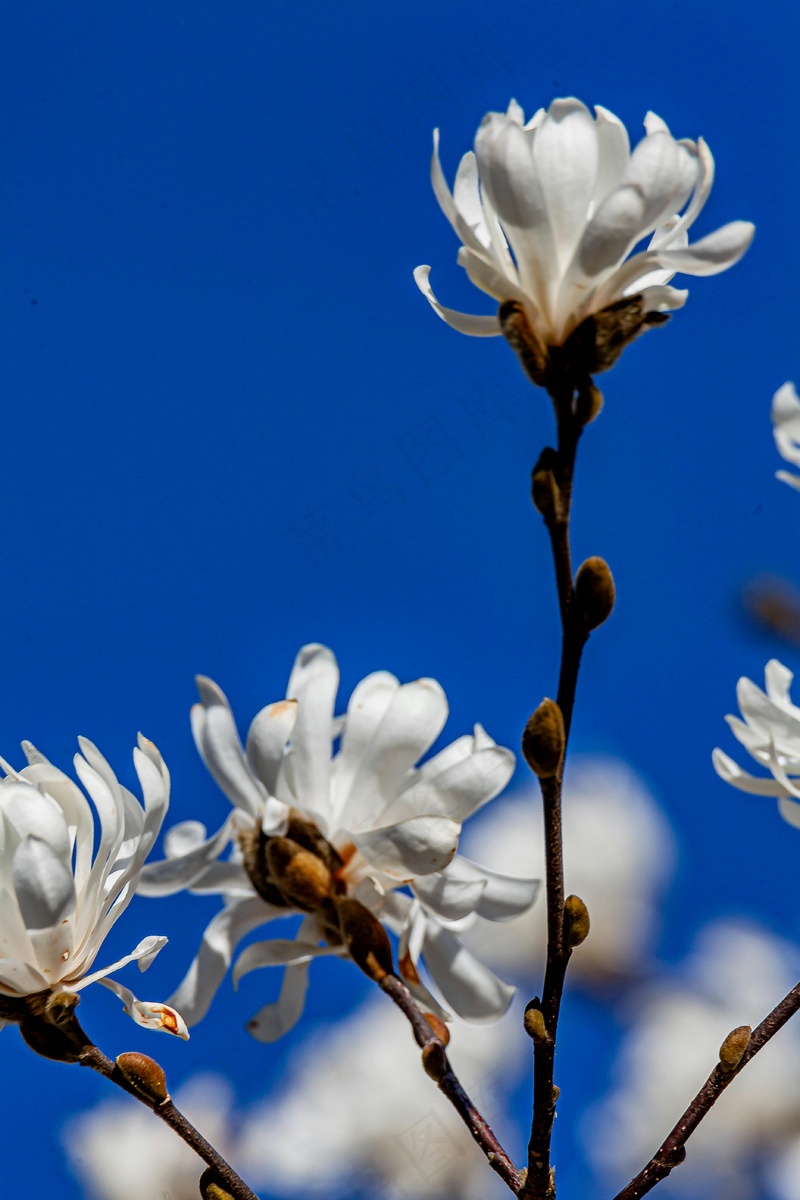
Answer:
xmin=575 ymin=556 xmax=615 ymax=631
xmin=531 ymin=448 xmax=563 ymax=523
xmin=423 ymin=1012 xmax=450 ymax=1046
xmin=421 ymin=1039 xmax=448 ymax=1082
xmin=200 ymin=1169 xmax=235 ymax=1200
xmin=564 ymin=895 xmax=590 ymax=947
xmin=719 ymin=1025 xmax=751 ymax=1071
xmin=265 ymin=837 xmax=333 ymax=912
xmin=522 ymin=699 xmax=565 ymax=778
xmin=337 ymin=898 xmax=395 ymax=981
xmin=523 ymin=1001 xmax=548 ymax=1045
xmin=498 ymin=300 xmax=549 ymax=388
xmin=575 ymin=381 xmax=604 ymax=426
xmin=115 ymin=1051 xmax=170 ymax=1104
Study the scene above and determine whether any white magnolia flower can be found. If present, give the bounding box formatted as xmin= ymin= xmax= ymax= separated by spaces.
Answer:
xmin=140 ymin=644 xmax=538 ymax=1040
xmin=585 ymin=921 xmax=800 ymax=1200
xmin=415 ymin=98 xmax=754 ymax=350
xmin=461 ymin=757 xmax=676 ymax=987
xmin=772 ymin=382 xmax=800 ymax=490
xmin=713 ymin=659 xmax=800 ymax=830
xmin=0 ymin=736 xmax=187 ymax=1037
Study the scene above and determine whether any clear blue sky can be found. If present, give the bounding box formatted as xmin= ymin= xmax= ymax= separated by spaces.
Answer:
xmin=0 ymin=2 xmax=798 ymax=1196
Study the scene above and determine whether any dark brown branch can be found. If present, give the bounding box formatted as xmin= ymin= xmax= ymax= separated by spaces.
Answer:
xmin=79 ymin=1043 xmax=259 ymax=1200
xmin=612 ymin=982 xmax=800 ymax=1200
xmin=379 ymin=973 xmax=523 ymax=1193
xmin=520 ymin=387 xmax=591 ymax=1200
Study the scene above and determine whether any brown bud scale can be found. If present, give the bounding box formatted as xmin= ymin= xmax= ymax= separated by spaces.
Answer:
xmin=522 ymin=699 xmax=565 ymax=778
xmin=116 ymin=1052 xmax=170 ymax=1104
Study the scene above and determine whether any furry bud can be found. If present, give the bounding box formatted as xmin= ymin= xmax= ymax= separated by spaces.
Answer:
xmin=575 ymin=381 xmax=604 ymax=425
xmin=575 ymin=556 xmax=615 ymax=631
xmin=523 ymin=1002 xmax=548 ymax=1044
xmin=719 ymin=1025 xmax=751 ymax=1071
xmin=116 ymin=1052 xmax=170 ymax=1104
xmin=531 ymin=448 xmax=562 ymax=523
xmin=200 ymin=1169 xmax=235 ymax=1200
xmin=337 ymin=898 xmax=395 ymax=981
xmin=564 ymin=895 xmax=590 ymax=947
xmin=421 ymin=1039 xmax=448 ymax=1082
xmin=522 ymin=699 xmax=565 ymax=778
xmin=423 ymin=1012 xmax=450 ymax=1046
xmin=265 ymin=837 xmax=333 ymax=911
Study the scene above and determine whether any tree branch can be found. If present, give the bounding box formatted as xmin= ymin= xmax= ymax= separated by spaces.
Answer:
xmin=612 ymin=981 xmax=800 ymax=1200
xmin=379 ymin=973 xmax=523 ymax=1194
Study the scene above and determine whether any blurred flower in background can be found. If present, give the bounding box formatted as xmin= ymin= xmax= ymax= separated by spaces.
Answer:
xmin=584 ymin=921 xmax=800 ymax=1200
xmin=772 ymin=383 xmax=800 ymax=490
xmin=462 ymin=756 xmax=677 ymax=987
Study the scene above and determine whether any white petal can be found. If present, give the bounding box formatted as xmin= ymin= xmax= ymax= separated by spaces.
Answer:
xmin=70 ymin=935 xmax=167 ymax=991
xmin=778 ymin=795 xmax=800 ymax=830
xmin=0 ymin=956 xmax=48 ymax=995
xmin=711 ymin=748 xmax=787 ymax=796
xmin=233 ymin=937 xmax=343 ymax=986
xmin=168 ymin=897 xmax=273 ymax=1026
xmin=137 ymin=815 xmax=233 ymax=897
xmin=578 ymin=184 xmax=648 ymax=277
xmin=457 ymin=245 xmax=531 ymax=306
xmin=422 ymin=921 xmax=515 ymax=1021
xmin=340 ymin=678 xmax=449 ymax=829
xmin=534 ymin=98 xmax=598 ymax=264
xmin=412 ymin=872 xmax=486 ymax=921
xmin=333 ymin=671 xmax=399 ymax=824
xmin=386 ymin=726 xmax=514 ymax=825
xmin=448 ymin=855 xmax=541 ymax=922
xmin=246 ymin=961 xmax=310 ymax=1043
xmin=246 ymin=700 xmax=298 ymax=796
xmin=285 ymin=644 xmax=339 ymax=827
xmin=772 ymin=383 xmax=800 ymax=469
xmin=192 ymin=678 xmax=265 ymax=818
xmin=655 ymin=221 xmax=755 ymax=276
xmin=593 ymin=105 xmax=631 ymax=206
xmin=98 ymin=977 xmax=189 ymax=1038
xmin=13 ymin=835 xmax=76 ymax=931
xmin=414 ymin=265 xmax=502 ymax=336
xmin=353 ymin=815 xmax=459 ymax=879
xmin=0 ymin=785 xmax=71 ymax=861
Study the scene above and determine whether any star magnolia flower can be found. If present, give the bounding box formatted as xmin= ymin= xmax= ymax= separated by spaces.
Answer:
xmin=713 ymin=660 xmax=800 ymax=830
xmin=140 ymin=644 xmax=539 ymax=1041
xmin=0 ymin=735 xmax=187 ymax=1037
xmin=415 ymin=98 xmax=754 ymax=352
xmin=772 ymin=382 xmax=800 ymax=490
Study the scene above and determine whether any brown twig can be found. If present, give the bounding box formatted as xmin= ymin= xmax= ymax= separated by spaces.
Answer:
xmin=520 ymin=386 xmax=591 ymax=1200
xmin=380 ymin=973 xmax=523 ymax=1193
xmin=612 ymin=982 xmax=800 ymax=1200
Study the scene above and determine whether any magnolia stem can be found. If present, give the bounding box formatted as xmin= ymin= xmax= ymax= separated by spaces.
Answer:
xmin=612 ymin=981 xmax=800 ymax=1200
xmin=78 ymin=1043 xmax=259 ymax=1200
xmin=521 ymin=391 xmax=588 ymax=1200
xmin=379 ymin=973 xmax=523 ymax=1193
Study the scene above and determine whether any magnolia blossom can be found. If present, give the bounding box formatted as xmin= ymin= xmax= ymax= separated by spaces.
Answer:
xmin=713 ymin=659 xmax=800 ymax=830
xmin=461 ymin=757 xmax=676 ymax=987
xmin=0 ymin=736 xmax=186 ymax=1037
xmin=772 ymin=382 xmax=800 ymax=490
xmin=585 ymin=921 xmax=800 ymax=1199
xmin=415 ymin=98 xmax=754 ymax=350
xmin=140 ymin=644 xmax=538 ymax=1039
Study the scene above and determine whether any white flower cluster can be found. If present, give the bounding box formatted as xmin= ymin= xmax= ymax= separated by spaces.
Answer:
xmin=140 ymin=644 xmax=539 ymax=1039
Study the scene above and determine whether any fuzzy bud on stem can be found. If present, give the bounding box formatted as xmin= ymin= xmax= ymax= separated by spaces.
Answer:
xmin=564 ymin=895 xmax=590 ymax=947
xmin=265 ymin=837 xmax=333 ymax=912
xmin=575 ymin=556 xmax=615 ymax=631
xmin=522 ymin=699 xmax=565 ymax=778
xmin=575 ymin=381 xmax=604 ymax=426
xmin=719 ymin=1025 xmax=751 ymax=1071
xmin=337 ymin=898 xmax=395 ymax=981
xmin=421 ymin=1039 xmax=448 ymax=1082
xmin=523 ymin=1001 xmax=549 ymax=1045
xmin=115 ymin=1051 xmax=170 ymax=1104
xmin=531 ymin=448 xmax=563 ymax=524
xmin=423 ymin=1012 xmax=450 ymax=1046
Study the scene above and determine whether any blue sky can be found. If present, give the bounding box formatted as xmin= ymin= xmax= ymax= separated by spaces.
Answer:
xmin=0 ymin=2 xmax=798 ymax=1197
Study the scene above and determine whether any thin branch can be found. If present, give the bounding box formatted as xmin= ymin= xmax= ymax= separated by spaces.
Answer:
xmin=520 ymin=390 xmax=590 ymax=1200
xmin=79 ymin=1043 xmax=259 ymax=1200
xmin=379 ymin=973 xmax=523 ymax=1194
xmin=612 ymin=981 xmax=800 ymax=1200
